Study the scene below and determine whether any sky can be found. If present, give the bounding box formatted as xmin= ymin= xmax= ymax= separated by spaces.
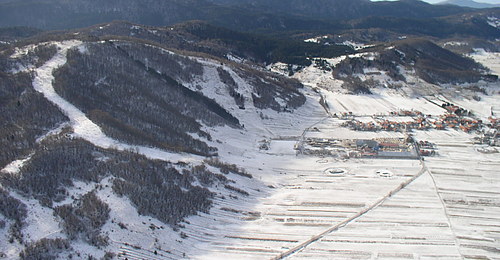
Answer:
xmin=371 ymin=0 xmax=499 ymax=3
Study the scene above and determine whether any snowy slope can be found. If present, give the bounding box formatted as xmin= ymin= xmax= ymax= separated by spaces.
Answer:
xmin=469 ymin=49 xmax=500 ymax=76
xmin=1 ymin=36 xmax=499 ymax=260
xmin=177 ymin=42 xmax=499 ymax=259
xmin=30 ymin=40 xmax=201 ymax=164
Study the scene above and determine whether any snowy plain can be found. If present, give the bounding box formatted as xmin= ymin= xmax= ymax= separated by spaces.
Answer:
xmin=1 ymin=40 xmax=499 ymax=259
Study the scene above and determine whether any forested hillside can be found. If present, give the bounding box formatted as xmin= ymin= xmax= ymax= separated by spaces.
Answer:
xmin=0 ymin=22 xmax=309 ymax=258
xmin=0 ymin=2 xmax=499 ymax=258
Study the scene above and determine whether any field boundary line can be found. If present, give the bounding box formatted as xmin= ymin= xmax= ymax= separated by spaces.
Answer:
xmin=272 ymin=160 xmax=428 ymax=260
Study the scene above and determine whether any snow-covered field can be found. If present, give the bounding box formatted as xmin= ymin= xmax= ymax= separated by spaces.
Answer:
xmin=187 ymin=106 xmax=425 ymax=259
xmin=176 ymin=50 xmax=500 ymax=259
xmin=469 ymin=49 xmax=500 ymax=76
xmin=180 ymin=73 xmax=499 ymax=259
xmin=1 ymin=41 xmax=499 ymax=259
xmin=321 ymin=92 xmax=446 ymax=116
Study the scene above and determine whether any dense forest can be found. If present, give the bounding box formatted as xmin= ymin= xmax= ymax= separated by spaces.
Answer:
xmin=331 ymin=38 xmax=497 ymax=93
xmin=0 ymin=70 xmax=68 ymax=169
xmin=53 ymin=41 xmax=226 ymax=156
xmin=0 ymin=134 xmax=253 ymax=257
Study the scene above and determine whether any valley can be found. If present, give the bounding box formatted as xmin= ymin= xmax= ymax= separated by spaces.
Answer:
xmin=180 ymin=75 xmax=499 ymax=259
xmin=0 ymin=6 xmax=499 ymax=259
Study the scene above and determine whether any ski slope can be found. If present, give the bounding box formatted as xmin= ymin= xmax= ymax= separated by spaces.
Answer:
xmin=30 ymin=40 xmax=199 ymax=163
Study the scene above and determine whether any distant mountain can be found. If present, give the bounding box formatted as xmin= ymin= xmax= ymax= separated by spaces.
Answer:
xmin=0 ymin=0 xmax=476 ymax=31
xmin=0 ymin=0 xmax=497 ymax=43
xmin=437 ymin=0 xmax=500 ymax=9
xmin=348 ymin=9 xmax=500 ymax=40
xmin=209 ymin=0 xmax=474 ymax=19
xmin=0 ymin=26 xmax=42 ymax=42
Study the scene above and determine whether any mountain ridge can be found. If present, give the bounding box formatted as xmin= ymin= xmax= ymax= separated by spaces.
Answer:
xmin=437 ymin=0 xmax=500 ymax=9
xmin=0 ymin=0 xmax=483 ymax=31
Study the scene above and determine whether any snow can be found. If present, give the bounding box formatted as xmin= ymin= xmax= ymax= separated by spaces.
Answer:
xmin=9 ymin=63 xmax=35 ymax=74
xmin=8 ymin=42 xmax=58 ymax=73
xmin=3 ymin=39 xmax=499 ymax=259
xmin=469 ymin=49 xmax=500 ymax=76
xmin=175 ymin=49 xmax=499 ymax=259
xmin=287 ymin=52 xmax=393 ymax=93
xmin=0 ymin=192 xmax=66 ymax=258
xmin=0 ymin=219 xmax=23 ymax=259
xmin=411 ymin=130 xmax=500 ymax=259
xmin=443 ymin=41 xmax=468 ymax=47
xmin=10 ymin=44 xmax=37 ymax=59
xmin=95 ymin=177 xmax=188 ymax=259
xmin=31 ymin=40 xmax=199 ymax=163
xmin=290 ymin=59 xmax=345 ymax=92
xmin=268 ymin=62 xmax=289 ymax=75
xmin=304 ymin=36 xmax=328 ymax=44
xmin=0 ymin=153 xmax=33 ymax=175
xmin=226 ymin=54 xmax=245 ymax=63
xmin=304 ymin=38 xmax=319 ymax=43
xmin=321 ymin=91 xmax=445 ymax=116
xmin=77 ymin=43 xmax=88 ymax=54
xmin=342 ymin=41 xmax=374 ymax=51
xmin=19 ymin=197 xmax=65 ymax=242
xmin=293 ymin=171 xmax=463 ymax=259
xmin=267 ymin=140 xmax=297 ymax=155
xmin=487 ymin=16 xmax=500 ymax=29
xmin=188 ymin=87 xmax=497 ymax=259
xmin=186 ymin=56 xmax=268 ymax=117
xmin=177 ymin=85 xmax=421 ymax=258
xmin=35 ymin=122 xmax=71 ymax=143
xmin=437 ymin=92 xmax=500 ymax=120
xmin=303 ymin=37 xmax=373 ymax=50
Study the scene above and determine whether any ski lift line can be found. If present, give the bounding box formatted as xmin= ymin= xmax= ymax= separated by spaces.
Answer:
xmin=272 ymin=160 xmax=429 ymax=260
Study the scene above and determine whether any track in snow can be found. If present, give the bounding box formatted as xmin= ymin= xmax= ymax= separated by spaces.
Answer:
xmin=31 ymin=40 xmax=199 ymax=163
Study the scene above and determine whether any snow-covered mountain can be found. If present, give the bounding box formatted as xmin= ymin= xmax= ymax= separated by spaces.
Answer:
xmin=438 ymin=0 xmax=500 ymax=9
xmin=0 ymin=23 xmax=307 ymax=259
xmin=0 ymin=21 xmax=499 ymax=259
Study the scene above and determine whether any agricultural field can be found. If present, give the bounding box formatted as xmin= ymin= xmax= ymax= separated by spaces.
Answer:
xmin=172 ymin=81 xmax=499 ymax=259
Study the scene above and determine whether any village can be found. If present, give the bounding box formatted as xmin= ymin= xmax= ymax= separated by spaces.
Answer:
xmin=291 ymin=101 xmax=499 ymax=160
xmin=338 ymin=104 xmax=499 ymax=146
xmin=340 ymin=107 xmax=489 ymax=133
xmin=297 ymin=137 xmax=426 ymax=159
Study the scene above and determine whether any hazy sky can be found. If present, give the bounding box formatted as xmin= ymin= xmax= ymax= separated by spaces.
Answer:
xmin=372 ymin=0 xmax=499 ymax=3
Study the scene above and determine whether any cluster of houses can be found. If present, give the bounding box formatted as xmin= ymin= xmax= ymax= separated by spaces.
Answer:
xmin=441 ymin=102 xmax=472 ymax=116
xmin=341 ymin=107 xmax=488 ymax=134
xmin=300 ymin=137 xmax=419 ymax=159
xmin=432 ymin=113 xmax=482 ymax=132
xmin=389 ymin=110 xmax=424 ymax=117
xmin=472 ymin=117 xmax=499 ymax=146
xmin=416 ymin=140 xmax=437 ymax=156
xmin=342 ymin=117 xmax=430 ymax=132
xmin=297 ymin=107 xmax=499 ymax=160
